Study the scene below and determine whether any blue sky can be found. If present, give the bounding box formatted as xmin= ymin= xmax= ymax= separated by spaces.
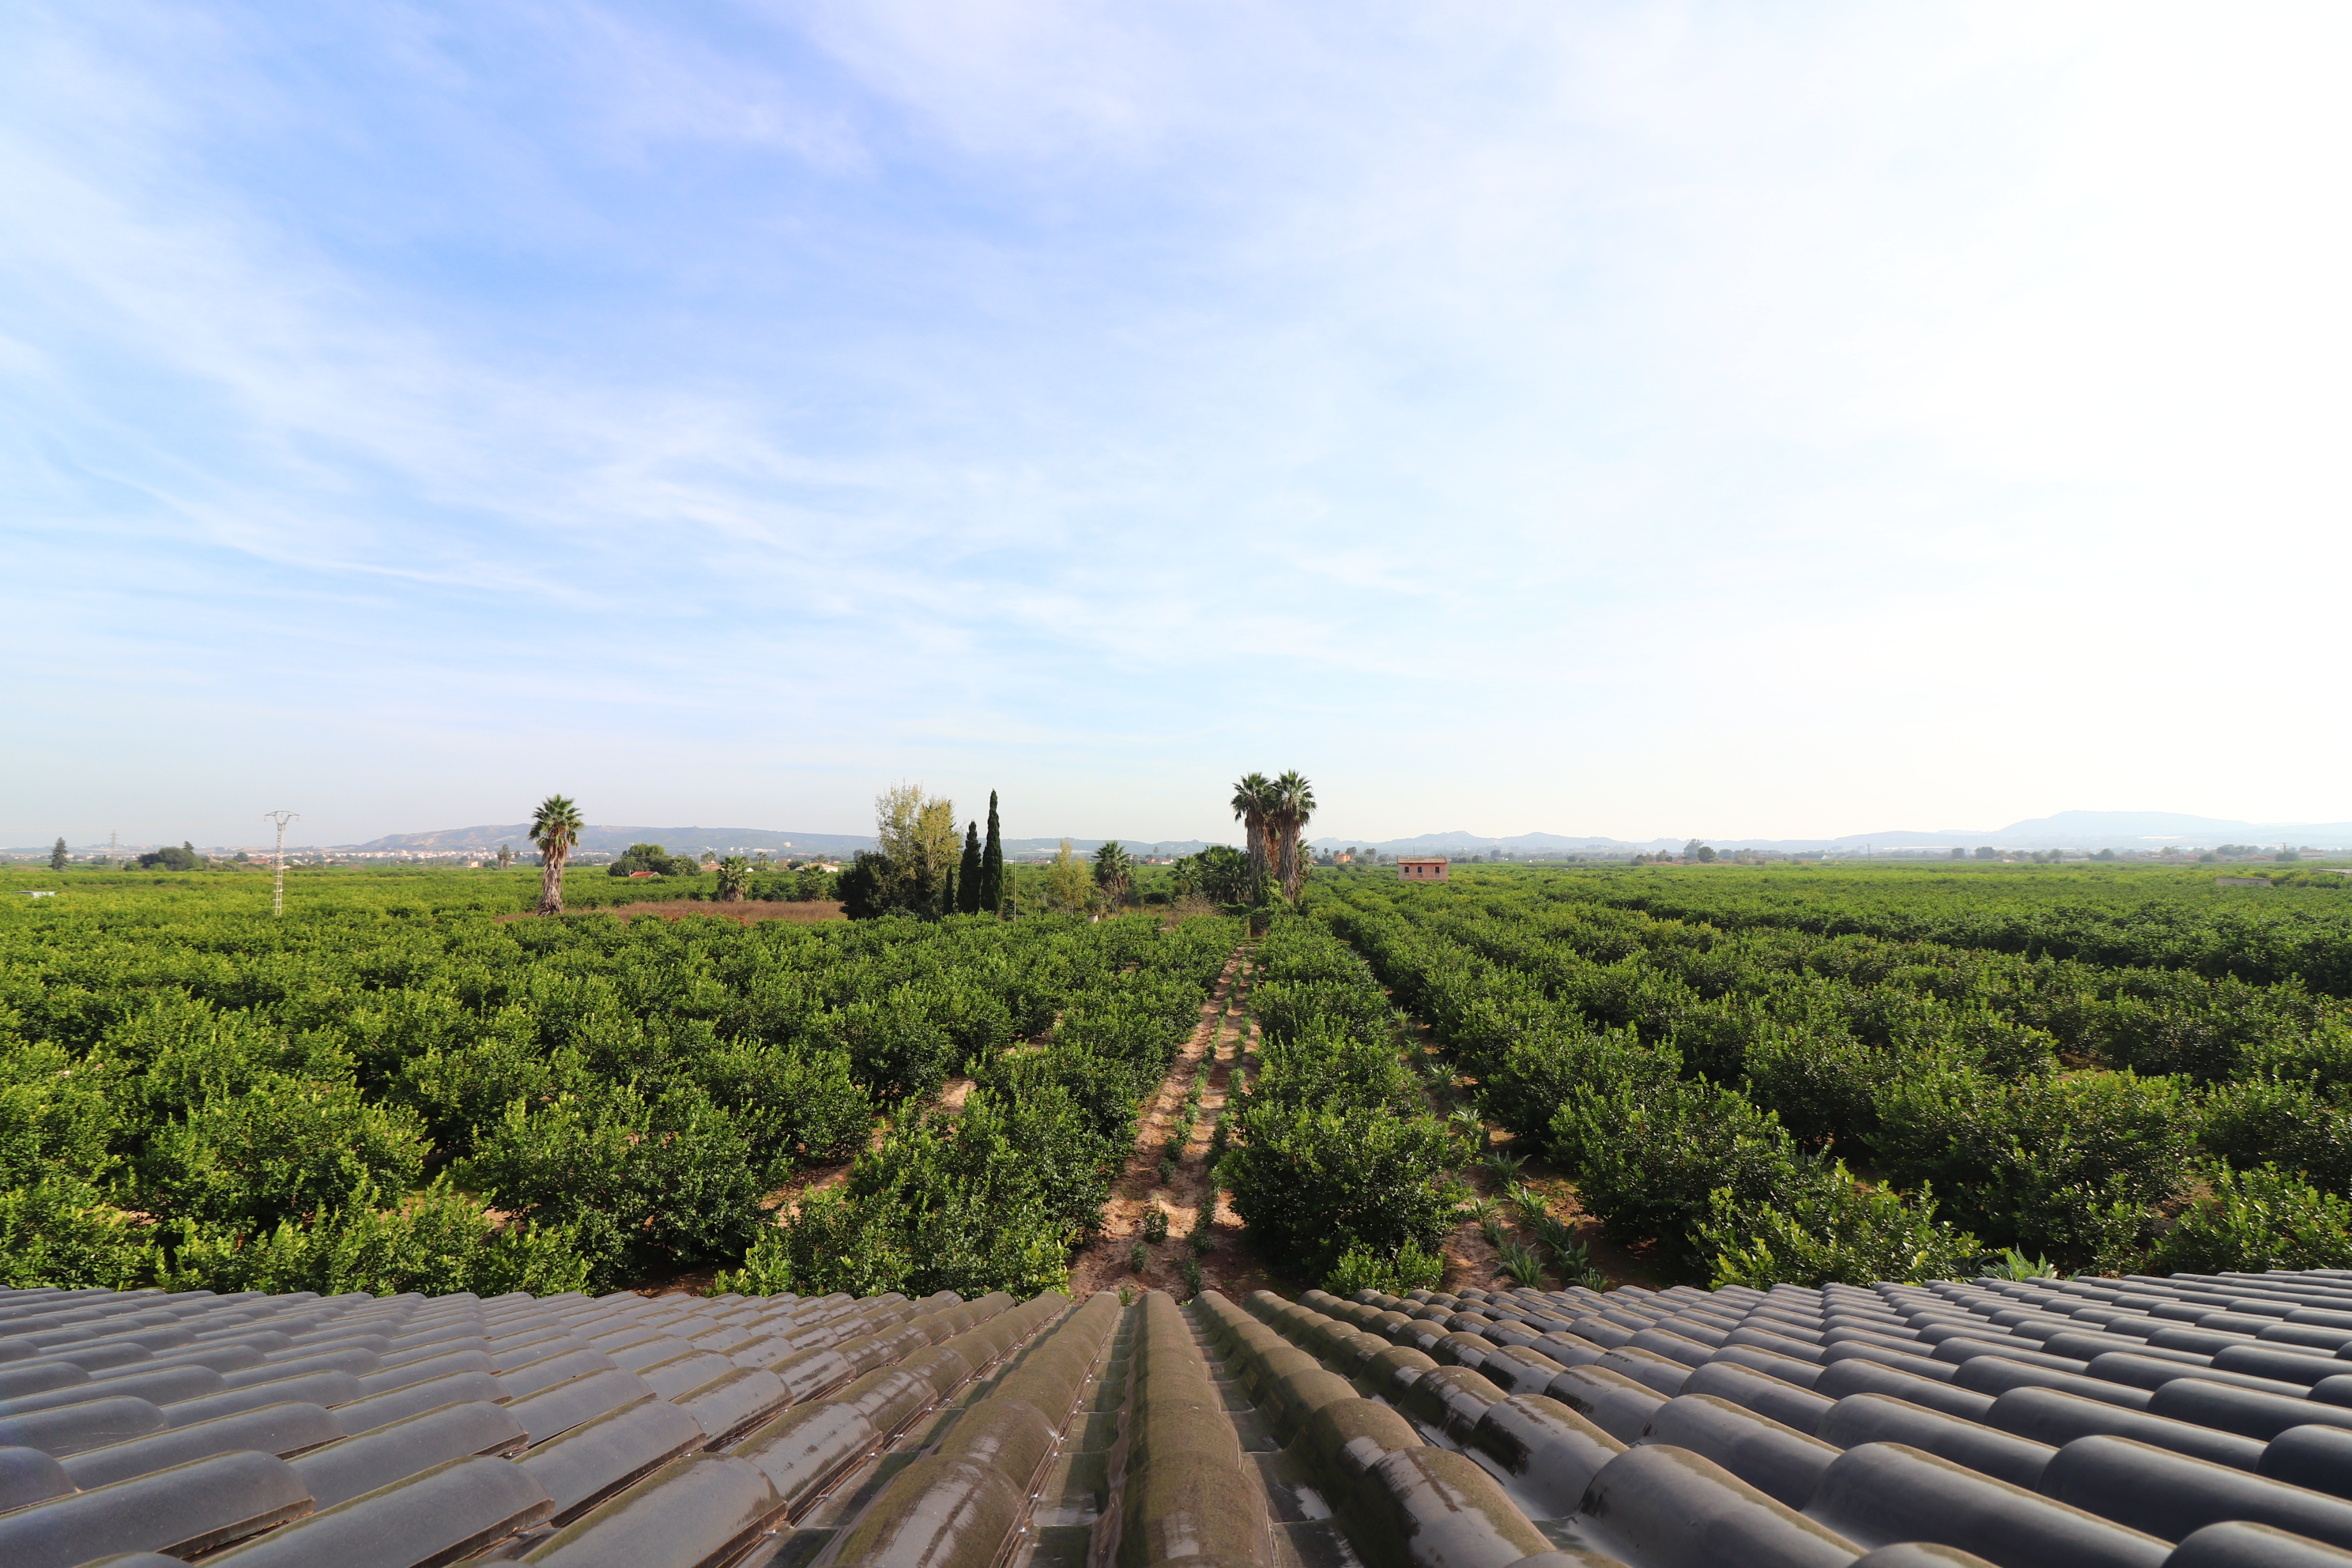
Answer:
xmin=7 ymin=2 xmax=2349 ymax=849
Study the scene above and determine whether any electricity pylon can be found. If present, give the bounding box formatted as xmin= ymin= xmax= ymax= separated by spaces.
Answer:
xmin=264 ymin=811 xmax=299 ymax=916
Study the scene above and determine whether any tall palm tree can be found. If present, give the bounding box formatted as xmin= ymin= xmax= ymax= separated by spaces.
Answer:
xmin=531 ymin=794 xmax=583 ymax=915
xmin=1230 ymin=773 xmax=1275 ymax=888
xmin=1272 ymin=771 xmax=1317 ymax=903
xmin=1093 ymin=840 xmax=1134 ymax=906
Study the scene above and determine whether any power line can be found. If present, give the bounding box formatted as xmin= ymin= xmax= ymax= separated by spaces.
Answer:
xmin=264 ymin=811 xmax=299 ymax=917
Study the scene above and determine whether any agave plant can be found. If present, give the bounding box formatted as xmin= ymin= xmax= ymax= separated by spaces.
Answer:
xmin=1457 ymin=1195 xmax=1501 ymax=1226
xmin=1506 ymin=1183 xmax=1551 ymax=1225
xmin=1979 ymin=1246 xmax=2059 ymax=1280
xmin=1495 ymin=1241 xmax=1546 ymax=1289
xmin=1448 ymin=1106 xmax=1487 ymax=1140
xmin=1479 ymin=1216 xmax=1509 ymax=1251
xmin=1532 ymin=1214 xmax=1579 ymax=1255
xmin=1482 ymin=1148 xmax=1528 ymax=1182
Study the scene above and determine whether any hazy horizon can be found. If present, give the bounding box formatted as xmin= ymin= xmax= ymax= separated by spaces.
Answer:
xmin=20 ymin=805 xmax=2352 ymax=858
xmin=8 ymin=3 xmax=2347 ymax=846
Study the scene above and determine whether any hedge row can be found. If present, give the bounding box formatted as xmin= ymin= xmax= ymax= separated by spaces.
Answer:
xmin=0 ymin=873 xmax=1236 ymax=1296
xmin=1314 ymin=872 xmax=2352 ymax=1284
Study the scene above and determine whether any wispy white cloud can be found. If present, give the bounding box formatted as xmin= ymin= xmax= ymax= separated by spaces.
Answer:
xmin=3 ymin=0 xmax=2348 ymax=846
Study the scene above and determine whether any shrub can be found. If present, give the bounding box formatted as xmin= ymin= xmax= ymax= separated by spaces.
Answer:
xmin=1699 ymin=1157 xmax=1979 ymax=1289
xmin=1479 ymin=1023 xmax=1668 ymax=1154
xmin=717 ymin=1083 xmax=1095 ymax=1302
xmin=1978 ymin=1247 xmax=2060 ymax=1280
xmin=161 ymin=1177 xmax=589 ymax=1297
xmin=2200 ymin=1076 xmax=2352 ymax=1195
xmin=0 ymin=1040 xmax=122 ymax=1188
xmin=1144 ymin=1206 xmax=1169 ymax=1243
xmin=1321 ymin=1238 xmax=1444 ymax=1298
xmin=1219 ymin=1101 xmax=1457 ymax=1276
xmin=716 ymin=1176 xmax=1068 ymax=1303
xmin=394 ymin=1036 xmax=583 ymax=1160
xmin=1249 ymin=1023 xmax=1415 ymax=1117
xmin=696 ymin=1040 xmax=873 ymax=1182
xmin=0 ymin=1178 xmax=156 ymax=1289
xmin=832 ymin=988 xmax=956 ymax=1104
xmin=133 ymin=1076 xmax=429 ymax=1235
xmin=1494 ymin=1240 xmax=1545 ymax=1287
xmin=1741 ymin=1024 xmax=1894 ymax=1150
xmin=715 ymin=1189 xmax=908 ymax=1299
xmin=1251 ymin=979 xmax=1393 ymax=1050
xmin=1872 ymin=1063 xmax=2195 ymax=1265
xmin=2148 ymin=1163 xmax=2352 ymax=1274
xmin=458 ymin=1084 xmax=767 ymax=1287
xmin=1551 ymin=1074 xmax=1797 ymax=1262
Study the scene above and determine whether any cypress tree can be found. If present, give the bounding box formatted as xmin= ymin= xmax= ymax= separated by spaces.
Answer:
xmin=979 ymin=790 xmax=1004 ymax=917
xmin=957 ymin=821 xmax=982 ymax=915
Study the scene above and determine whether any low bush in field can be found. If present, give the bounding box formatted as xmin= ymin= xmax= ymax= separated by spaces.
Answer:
xmin=713 ymin=1085 xmax=1095 ymax=1300
xmin=162 ymin=1177 xmax=591 ymax=1297
xmin=1871 ymin=1064 xmax=2194 ymax=1267
xmin=1220 ymin=1102 xmax=1459 ymax=1277
xmin=1699 ymin=1157 xmax=1978 ymax=1289
xmin=1549 ymin=1075 xmax=1796 ymax=1265
xmin=2147 ymin=1162 xmax=2352 ymax=1274
xmin=717 ymin=916 xmax=1238 ymax=1301
xmin=0 ymin=866 xmax=1236 ymax=1297
xmin=0 ymin=1179 xmax=156 ymax=1290
xmin=1311 ymin=863 xmax=2352 ymax=1280
xmin=1323 ymin=1238 xmax=1445 ymax=1297
xmin=1219 ymin=918 xmax=1461 ymax=1282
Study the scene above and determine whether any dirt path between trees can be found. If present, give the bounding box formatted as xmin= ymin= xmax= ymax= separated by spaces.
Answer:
xmin=1065 ymin=946 xmax=1280 ymax=1300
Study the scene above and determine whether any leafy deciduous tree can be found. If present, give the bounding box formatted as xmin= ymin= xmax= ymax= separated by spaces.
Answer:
xmin=876 ymin=783 xmax=958 ymax=916
xmin=1039 ymin=839 xmax=1091 ymax=911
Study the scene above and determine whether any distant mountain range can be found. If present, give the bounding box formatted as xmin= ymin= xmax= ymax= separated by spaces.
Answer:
xmin=336 ymin=809 xmax=2352 ymax=856
xmin=349 ymin=824 xmax=874 ymax=856
xmin=21 ymin=808 xmax=2346 ymax=859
